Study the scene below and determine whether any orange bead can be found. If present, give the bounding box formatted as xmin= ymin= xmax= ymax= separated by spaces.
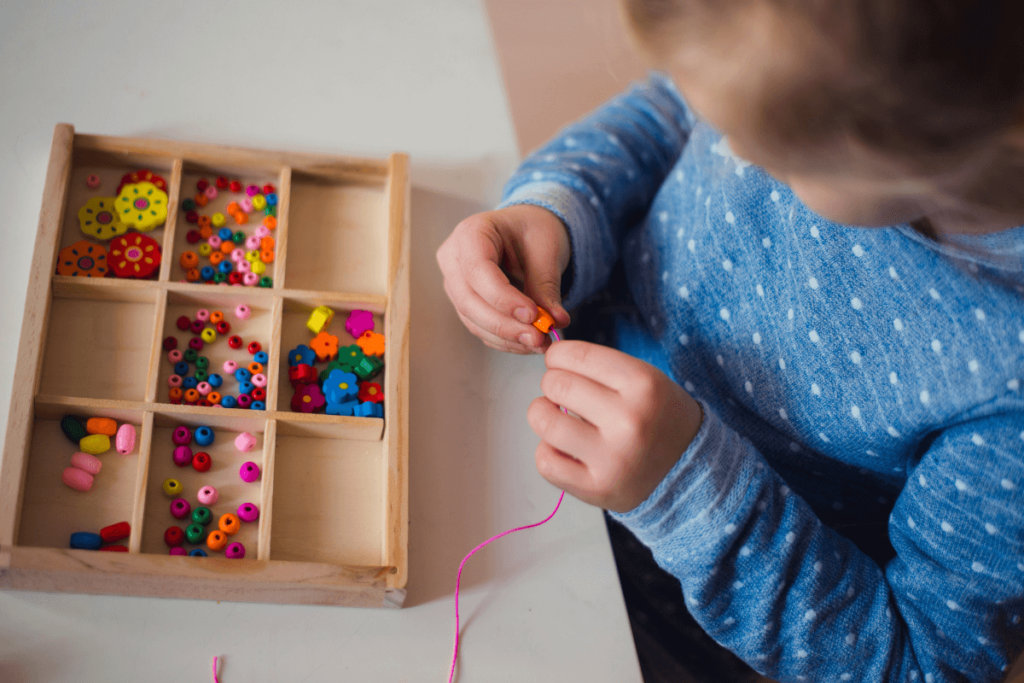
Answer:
xmin=233 ymin=211 xmax=249 ymax=225
xmin=260 ymin=237 xmax=275 ymax=251
xmin=199 ymin=224 xmax=213 ymax=239
xmin=198 ymin=215 xmax=212 ymax=230
xmin=247 ymin=361 xmax=264 ymax=375
xmin=179 ymin=251 xmax=199 ymax=270
xmin=532 ymin=306 xmax=555 ymax=334
xmin=168 ymin=387 xmax=183 ymax=401
xmin=184 ymin=388 xmax=200 ymax=403
xmin=207 ymin=530 xmax=228 ymax=551
xmin=259 ymin=249 xmax=275 ymax=264
xmin=207 ymin=391 xmax=222 ymax=405
xmin=226 ymin=202 xmax=240 ymax=215
xmin=210 ymin=310 xmax=224 ymax=324
xmin=220 ymin=240 xmax=235 ymax=254
xmin=185 ymin=268 xmax=201 ymax=282
xmin=194 ymin=192 xmax=209 ymax=207
xmin=219 ymin=513 xmax=241 ymax=536
xmin=263 ymin=215 xmax=277 ymax=230
xmin=86 ymin=417 xmax=117 ymax=436
xmin=209 ymin=251 xmax=225 ymax=265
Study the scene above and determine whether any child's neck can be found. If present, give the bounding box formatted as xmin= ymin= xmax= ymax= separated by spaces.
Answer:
xmin=920 ymin=209 xmax=1024 ymax=237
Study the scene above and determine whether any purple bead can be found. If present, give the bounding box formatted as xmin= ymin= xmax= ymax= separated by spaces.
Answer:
xmin=239 ymin=461 xmax=260 ymax=483
xmin=224 ymin=542 xmax=245 ymax=559
xmin=172 ymin=445 xmax=193 ymax=467
xmin=237 ymin=502 xmax=260 ymax=523
xmin=190 ymin=319 xmax=204 ymax=334
xmin=188 ymin=337 xmax=204 ymax=351
xmin=170 ymin=498 xmax=192 ymax=519
xmin=236 ymin=394 xmax=253 ymax=409
xmin=169 ymin=547 xmax=187 ymax=556
xmin=172 ymin=425 xmax=192 ymax=446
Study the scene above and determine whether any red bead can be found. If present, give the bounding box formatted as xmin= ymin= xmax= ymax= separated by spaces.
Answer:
xmin=229 ymin=180 xmax=242 ymax=192
xmin=216 ymin=176 xmax=229 ymax=189
xmin=216 ymin=320 xmax=230 ymax=334
xmin=252 ymin=387 xmax=267 ymax=401
xmin=176 ymin=316 xmax=192 ymax=331
xmin=228 ymin=272 xmax=243 ymax=285
xmin=100 ymin=521 xmax=131 ymax=543
xmin=169 ymin=396 xmax=182 ymax=405
xmin=192 ymin=451 xmax=212 ymax=472
xmin=99 ymin=545 xmax=128 ymax=552
xmin=190 ymin=320 xmax=204 ymax=334
xmin=164 ymin=526 xmax=185 ymax=547
xmin=228 ymin=335 xmax=243 ymax=349
xmin=288 ymin=364 xmax=317 ymax=385
xmin=197 ymin=178 xmax=209 ymax=192
xmin=262 ymin=183 xmax=275 ymax=195
xmin=185 ymin=230 xmax=202 ymax=244
xmin=163 ymin=336 xmax=178 ymax=351
xmin=247 ymin=341 xmax=262 ymax=354
xmin=185 ymin=210 xmax=199 ymax=224
xmin=189 ymin=337 xmax=204 ymax=351
xmin=198 ymin=399 xmax=212 ymax=407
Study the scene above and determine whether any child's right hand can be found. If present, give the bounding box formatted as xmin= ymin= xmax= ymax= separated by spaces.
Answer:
xmin=437 ymin=204 xmax=572 ymax=354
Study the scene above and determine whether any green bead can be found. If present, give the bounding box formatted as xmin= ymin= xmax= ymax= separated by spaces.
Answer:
xmin=192 ymin=506 xmax=212 ymax=526
xmin=354 ymin=355 xmax=384 ymax=380
xmin=185 ymin=523 xmax=206 ymax=544
xmin=183 ymin=349 xmax=198 ymax=363
xmin=194 ymin=369 xmax=209 ymax=382
xmin=60 ymin=415 xmax=88 ymax=444
xmin=233 ymin=231 xmax=246 ymax=244
xmin=195 ymin=356 xmax=209 ymax=370
xmin=264 ymin=205 xmax=277 ymax=217
xmin=213 ymin=272 xmax=228 ymax=284
xmin=181 ymin=198 xmax=196 ymax=212
xmin=258 ymin=276 xmax=273 ymax=288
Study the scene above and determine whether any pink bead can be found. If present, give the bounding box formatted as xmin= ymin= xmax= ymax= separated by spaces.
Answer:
xmin=168 ymin=374 xmax=183 ymax=388
xmin=223 ymin=360 xmax=238 ymax=374
xmin=172 ymin=445 xmax=193 ymax=467
xmin=236 ymin=259 xmax=251 ymax=274
xmin=235 ymin=304 xmax=251 ymax=320
xmin=237 ymin=502 xmax=260 ymax=523
xmin=239 ymin=461 xmax=261 ymax=482
xmin=197 ymin=485 xmax=219 ymax=506
xmin=245 ymin=184 xmax=259 ymax=197
xmin=169 ymin=547 xmax=187 ymax=556
xmin=70 ymin=452 xmax=102 ymax=475
xmin=231 ymin=247 xmax=246 ymax=263
xmin=251 ymin=373 xmax=267 ymax=388
xmin=62 ymin=467 xmax=94 ymax=492
xmin=238 ymin=198 xmax=252 ymax=213
xmin=116 ymin=423 xmax=136 ymax=455
xmin=242 ymin=272 xmax=260 ymax=286
xmin=235 ymin=432 xmax=257 ymax=453
xmin=86 ymin=173 xmax=101 ymax=188
xmin=204 ymin=185 xmax=218 ymax=200
xmin=172 ymin=425 xmax=192 ymax=446
xmin=168 ymin=349 xmax=183 ymax=363
xmin=345 ymin=310 xmax=375 ymax=338
xmin=170 ymin=498 xmax=191 ymax=519
xmin=236 ymin=394 xmax=253 ymax=408
xmin=225 ymin=542 xmax=246 ymax=559
xmin=196 ymin=309 xmax=210 ymax=322
xmin=254 ymin=225 xmax=271 ymax=238
xmin=244 ymin=235 xmax=261 ymax=250
xmin=196 ymin=381 xmax=212 ymax=396
xmin=208 ymin=235 xmax=222 ymax=248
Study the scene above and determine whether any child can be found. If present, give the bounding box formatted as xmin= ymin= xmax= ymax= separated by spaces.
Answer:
xmin=437 ymin=0 xmax=1024 ymax=680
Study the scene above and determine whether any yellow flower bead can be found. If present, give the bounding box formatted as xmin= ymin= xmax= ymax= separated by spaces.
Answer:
xmin=115 ymin=181 xmax=168 ymax=232
xmin=211 ymin=212 xmax=226 ymax=228
xmin=78 ymin=196 xmax=128 ymax=240
xmin=198 ymin=243 xmax=212 ymax=257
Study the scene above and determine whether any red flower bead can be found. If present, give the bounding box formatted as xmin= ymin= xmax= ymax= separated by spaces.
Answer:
xmin=192 ymin=451 xmax=212 ymax=472
xmin=164 ymin=526 xmax=185 ymax=547
xmin=185 ymin=230 xmax=202 ymax=244
xmin=185 ymin=210 xmax=199 ymax=224
xmin=163 ymin=336 xmax=178 ymax=351
xmin=197 ymin=178 xmax=209 ymax=192
xmin=216 ymin=176 xmax=229 ymax=189
xmin=358 ymin=382 xmax=384 ymax=403
xmin=247 ymin=341 xmax=261 ymax=354
xmin=229 ymin=180 xmax=242 ymax=192
xmin=228 ymin=335 xmax=243 ymax=349
xmin=176 ymin=316 xmax=191 ymax=331
xmin=216 ymin=320 xmax=230 ymax=334
xmin=108 ymin=233 xmax=162 ymax=279
xmin=262 ymin=183 xmax=275 ymax=194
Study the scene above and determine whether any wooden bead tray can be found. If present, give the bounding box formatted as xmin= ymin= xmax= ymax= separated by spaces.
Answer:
xmin=0 ymin=124 xmax=410 ymax=607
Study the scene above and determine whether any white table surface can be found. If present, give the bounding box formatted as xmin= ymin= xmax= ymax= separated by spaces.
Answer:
xmin=0 ymin=1 xmax=643 ymax=681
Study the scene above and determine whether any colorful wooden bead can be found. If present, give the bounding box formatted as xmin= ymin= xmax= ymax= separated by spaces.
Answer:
xmin=185 ymin=229 xmax=202 ymax=244
xmin=239 ymin=461 xmax=260 ymax=482
xmin=235 ymin=304 xmax=251 ymax=320
xmin=168 ymin=388 xmax=183 ymax=402
xmin=200 ymin=327 xmax=217 ymax=344
xmin=310 ymin=331 xmax=340 ymax=362
xmin=262 ymin=183 xmax=275 ymax=194
xmin=86 ymin=173 xmax=101 ymax=188
xmin=250 ymin=400 xmax=266 ymax=411
xmin=353 ymin=355 xmax=385 ymax=381
xmin=169 ymin=350 xmax=184 ymax=365
xmin=247 ymin=341 xmax=262 ymax=354
xmin=358 ymin=382 xmax=384 ymax=403
xmin=162 ymin=478 xmax=183 ymax=497
xmin=221 ymin=395 xmax=238 ymax=408
xmin=184 ymin=388 xmax=201 ymax=403
xmin=238 ymin=380 xmax=255 ymax=395
xmin=197 ymin=178 xmax=209 ymax=192
xmin=185 ymin=523 xmax=207 ymax=544
xmin=196 ymin=485 xmax=218 ymax=506
xmin=181 ymin=198 xmax=196 ymax=212
xmin=356 ymin=330 xmax=386 ymax=358
xmin=532 ymin=306 xmax=556 ymax=333
xmin=251 ymin=386 xmax=267 ymax=401
xmin=170 ymin=498 xmax=192 ymax=519
xmin=163 ymin=336 xmax=178 ymax=351
xmin=216 ymin=176 xmax=229 ymax=189
xmin=116 ymin=181 xmax=168 ymax=231
xmin=185 ymin=209 xmax=200 ymax=223
xmin=182 ymin=377 xmax=198 ymax=389
xmin=263 ymin=215 xmax=277 ymax=229
xmin=79 ymin=434 xmax=110 ymax=455
xmin=196 ymin=381 xmax=212 ymax=396
xmin=172 ymin=425 xmax=192 ymax=445
xmin=62 ymin=466 xmax=94 ymax=492
xmin=100 ymin=521 xmax=131 ymax=544
xmin=99 ymin=545 xmax=128 ymax=552
xmin=243 ymin=272 xmax=260 ymax=286
xmin=108 ymin=233 xmax=162 ymax=279
xmin=236 ymin=259 xmax=251 ymax=274
xmin=324 ymin=370 xmax=359 ymax=404
xmin=204 ymin=185 xmax=218 ymax=200
xmin=304 ymin=305 xmax=334 ymax=335
xmin=258 ymin=276 xmax=273 ymax=288
xmin=228 ymin=335 xmax=243 ymax=350
xmin=289 ymin=364 xmax=317 ymax=385
xmin=78 ymin=196 xmax=127 ymax=240
xmin=116 ymin=169 xmax=168 ymax=195
xmin=188 ymin=337 xmax=204 ymax=351
xmin=192 ymin=451 xmax=212 ymax=472
xmin=345 ymin=310 xmax=374 ymax=338
xmin=206 ymin=530 xmax=228 ymax=551
xmin=211 ymin=211 xmax=227 ymax=228
xmin=208 ymin=373 xmax=223 ymax=388
xmin=236 ymin=394 xmax=253 ymax=409
xmin=176 ymin=316 xmax=191 ymax=331
xmin=60 ymin=415 xmax=88 ymax=444
xmin=192 ymin=506 xmax=213 ymax=526
xmin=116 ymin=423 xmax=136 ymax=454
xmin=251 ymin=373 xmax=268 ymax=388
xmin=219 ymin=513 xmax=241 ymax=535
xmin=169 ymin=547 xmax=187 ymax=556
xmin=193 ymin=193 xmax=208 ymax=208
xmin=172 ymin=445 xmax=193 ymax=467
xmin=56 ymin=240 xmax=109 ymax=277
xmin=70 ymin=532 xmax=103 ymax=550
xmin=354 ymin=402 xmax=384 ymax=418
xmin=194 ymin=426 xmax=214 ymax=446
xmin=252 ymin=194 xmax=266 ymax=211
xmin=207 ymin=391 xmax=222 ymax=405
xmin=195 ymin=355 xmax=209 ymax=369
xmin=237 ymin=502 xmax=260 ymax=523
xmin=231 ymin=247 xmax=246 ymax=263
xmin=85 ymin=417 xmax=117 ymax=436
xmin=325 ymin=400 xmax=358 ymax=416
xmin=189 ymin=548 xmax=208 ymax=557
xmin=224 ymin=542 xmax=245 ymax=559
xmin=233 ymin=210 xmax=249 ymax=225
xmin=164 ymin=526 xmax=185 ymax=547
xmin=215 ymin=321 xmax=231 ymax=335
xmin=245 ymin=184 xmax=259 ymax=197
xmin=223 ymin=360 xmax=239 ymax=374
xmin=70 ymin=451 xmax=102 ymax=475
xmin=235 ymin=432 xmax=257 ymax=452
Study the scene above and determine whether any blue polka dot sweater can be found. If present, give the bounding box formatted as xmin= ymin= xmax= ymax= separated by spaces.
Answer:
xmin=499 ymin=73 xmax=1024 ymax=682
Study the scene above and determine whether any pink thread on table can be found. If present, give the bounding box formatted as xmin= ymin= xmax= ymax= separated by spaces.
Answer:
xmin=212 ymin=656 xmax=220 ymax=683
xmin=447 ymin=329 xmax=567 ymax=683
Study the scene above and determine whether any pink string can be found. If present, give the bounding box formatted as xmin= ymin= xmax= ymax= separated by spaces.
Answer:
xmin=212 ymin=656 xmax=220 ymax=683
xmin=447 ymin=329 xmax=567 ymax=683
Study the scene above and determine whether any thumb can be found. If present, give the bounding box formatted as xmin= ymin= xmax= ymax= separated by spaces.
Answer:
xmin=522 ymin=258 xmax=569 ymax=328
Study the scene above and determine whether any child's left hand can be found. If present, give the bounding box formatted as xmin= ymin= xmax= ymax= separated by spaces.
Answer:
xmin=527 ymin=340 xmax=704 ymax=513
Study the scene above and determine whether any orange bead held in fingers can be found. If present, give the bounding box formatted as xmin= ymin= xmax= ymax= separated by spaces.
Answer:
xmin=356 ymin=330 xmax=385 ymax=358
xmin=206 ymin=529 xmax=228 ymax=551
xmin=86 ymin=417 xmax=117 ymax=436
xmin=218 ymin=513 xmax=241 ymax=536
xmin=532 ymin=306 xmax=555 ymax=334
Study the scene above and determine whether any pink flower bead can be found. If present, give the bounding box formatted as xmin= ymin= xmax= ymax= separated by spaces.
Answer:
xmin=223 ymin=360 xmax=238 ymax=374
xmin=235 ymin=432 xmax=257 ymax=453
xmin=251 ymin=373 xmax=267 ymax=388
xmin=225 ymin=542 xmax=245 ymax=559
xmin=70 ymin=451 xmax=102 ymax=475
xmin=172 ymin=445 xmax=193 ymax=467
xmin=244 ymin=235 xmax=261 ymax=250
xmin=62 ymin=467 xmax=93 ymax=492
xmin=237 ymin=502 xmax=260 ymax=523
xmin=169 ymin=547 xmax=187 ymax=556
xmin=242 ymin=272 xmax=260 ymax=286
xmin=196 ymin=309 xmax=210 ymax=322
xmin=235 ymin=304 xmax=251 ymax=320
xmin=170 ymin=498 xmax=191 ymax=519
xmin=236 ymin=259 xmax=251 ymax=274
xmin=168 ymin=374 xmax=183 ymax=388
xmin=197 ymin=485 xmax=219 ymax=506
xmin=239 ymin=461 xmax=260 ymax=482
xmin=204 ymin=185 xmax=218 ymax=200
xmin=208 ymin=235 xmax=222 ymax=249
xmin=231 ymin=247 xmax=246 ymax=263
xmin=345 ymin=310 xmax=375 ymax=338
xmin=172 ymin=425 xmax=192 ymax=446
xmin=168 ymin=349 xmax=183 ymax=363
xmin=196 ymin=381 xmax=212 ymax=396
xmin=236 ymin=394 xmax=253 ymax=408
xmin=245 ymin=185 xmax=259 ymax=197
xmin=239 ymin=198 xmax=253 ymax=213
xmin=254 ymin=225 xmax=271 ymax=238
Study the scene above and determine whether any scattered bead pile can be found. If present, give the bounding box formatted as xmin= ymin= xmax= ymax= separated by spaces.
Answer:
xmin=59 ymin=414 xmax=136 ymax=492
xmin=165 ymin=304 xmax=268 ymax=409
xmin=288 ymin=307 xmax=385 ymax=417
xmin=178 ymin=177 xmax=277 ymax=287
xmin=69 ymin=521 xmax=131 ymax=552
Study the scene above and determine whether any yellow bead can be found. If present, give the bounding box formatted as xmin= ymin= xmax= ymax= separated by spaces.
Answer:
xmin=245 ymin=250 xmax=260 ymax=264
xmin=251 ymin=260 xmax=266 ymax=275
xmin=198 ymin=243 xmax=212 ymax=256
xmin=162 ymin=478 xmax=183 ymax=497
xmin=211 ymin=212 xmax=226 ymax=227
xmin=201 ymin=327 xmax=217 ymax=344
xmin=306 ymin=305 xmax=334 ymax=334
xmin=252 ymin=195 xmax=267 ymax=211
xmin=79 ymin=434 xmax=110 ymax=455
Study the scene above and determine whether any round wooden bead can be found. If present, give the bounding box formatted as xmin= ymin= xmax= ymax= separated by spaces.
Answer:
xmin=227 ymin=335 xmax=243 ymax=349
xmin=251 ymin=373 xmax=268 ymax=388
xmin=86 ymin=417 xmax=117 ymax=436
xmin=216 ymin=176 xmax=229 ymax=189
xmin=62 ymin=466 xmax=94 ymax=492
xmin=169 ymin=547 xmax=187 ymax=556
xmin=247 ymin=341 xmax=262 ymax=354
xmin=60 ymin=415 xmax=88 ymax=444
xmin=189 ymin=548 xmax=208 ymax=557
xmin=231 ymin=247 xmax=246 ymax=264
xmin=190 ymin=319 xmax=204 ymax=334
xmin=196 ymin=381 xmax=212 ymax=396
xmin=198 ymin=245 xmax=213 ymax=259
xmin=245 ymin=234 xmax=261 ymax=250
xmin=164 ymin=526 xmax=185 ymax=547
xmin=252 ymin=195 xmax=266 ymax=211
xmin=216 ymin=320 xmax=231 ymax=334
xmin=250 ymin=260 xmax=266 ymax=276
xmin=185 ymin=523 xmax=207 ymax=544
xmin=224 ymin=542 xmax=245 ymax=559
xmin=236 ymin=394 xmax=253 ymax=409
xmin=162 ymin=478 xmax=183 ymax=497
xmin=184 ymin=389 xmax=201 ymax=403
xmin=163 ymin=336 xmax=178 ymax=351
xmin=172 ymin=425 xmax=192 ymax=445
xmin=242 ymin=272 xmax=260 ymax=286
xmin=79 ymin=434 xmax=110 ymax=455
xmin=204 ymin=185 xmax=218 ymax=200
xmin=99 ymin=545 xmax=128 ymax=552
xmin=192 ymin=451 xmax=212 ymax=472
xmin=168 ymin=349 xmax=183 ymax=363
xmin=70 ymin=531 xmax=103 ymax=550
xmin=251 ymin=387 xmax=267 ymax=402
xmin=245 ymin=184 xmax=259 ymax=197
xmin=86 ymin=173 xmax=101 ymax=188
xmin=247 ymin=362 xmax=263 ymax=375
xmin=188 ymin=337 xmax=204 ymax=351
xmin=221 ymin=395 xmax=238 ymax=408
xmin=223 ymin=360 xmax=238 ymax=374
xmin=206 ymin=530 xmax=228 ymax=551
xmin=100 ymin=521 xmax=131 ymax=543
xmin=237 ymin=502 xmax=259 ymax=523
xmin=116 ymin=423 xmax=136 ymax=454
xmin=219 ymin=513 xmax=241 ymax=535
xmin=194 ymin=426 xmax=215 ymax=446
xmin=235 ymin=432 xmax=257 ymax=453
xmin=208 ymin=373 xmax=223 ymax=388
xmin=234 ymin=368 xmax=252 ymax=382
xmin=168 ymin=388 xmax=183 ymax=402
xmin=170 ymin=498 xmax=192 ymax=519
xmin=176 ymin=315 xmax=192 ymax=331
xmin=253 ymin=351 xmax=269 ymax=364
xmin=197 ymin=486 xmax=218 ymax=506
xmin=172 ymin=445 xmax=193 ymax=467
xmin=228 ymin=272 xmax=243 ymax=285
xmin=255 ymin=225 xmax=271 ymax=238
xmin=207 ymin=391 xmax=222 ymax=405
xmin=236 ymin=259 xmax=251 ymax=274
xmin=195 ymin=356 xmax=210 ymax=370
xmin=70 ymin=451 xmax=102 ymax=475
xmin=167 ymin=374 xmax=182 ymax=388
xmin=192 ymin=506 xmax=213 ymax=526
xmin=200 ymin=327 xmax=217 ymax=344
xmin=239 ymin=461 xmax=260 ymax=483
xmin=185 ymin=229 xmax=201 ymax=244
xmin=235 ymin=304 xmax=251 ymax=320
xmin=196 ymin=308 xmax=210 ymax=322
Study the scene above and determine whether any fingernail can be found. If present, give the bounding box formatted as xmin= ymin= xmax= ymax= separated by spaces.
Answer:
xmin=514 ymin=307 xmax=534 ymax=324
xmin=518 ymin=333 xmax=534 ymax=346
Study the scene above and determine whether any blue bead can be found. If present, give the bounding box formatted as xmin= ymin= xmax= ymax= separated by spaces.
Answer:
xmin=200 ymin=266 xmax=215 ymax=281
xmin=194 ymin=426 xmax=215 ymax=446
xmin=250 ymin=401 xmax=266 ymax=411
xmin=266 ymin=192 xmax=278 ymax=206
xmin=354 ymin=402 xmax=384 ymax=418
xmin=238 ymin=381 xmax=254 ymax=395
xmin=253 ymin=351 xmax=269 ymax=364
xmin=218 ymin=260 xmax=233 ymax=274
xmin=326 ymin=400 xmax=359 ymax=416
xmin=218 ymin=227 xmax=233 ymax=241
xmin=220 ymin=395 xmax=238 ymax=409
xmin=182 ymin=377 xmax=198 ymax=389
xmin=189 ymin=548 xmax=208 ymax=557
xmin=174 ymin=361 xmax=190 ymax=376
xmin=234 ymin=368 xmax=251 ymax=382
xmin=69 ymin=531 xmax=103 ymax=550
xmin=207 ymin=373 xmax=223 ymax=388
